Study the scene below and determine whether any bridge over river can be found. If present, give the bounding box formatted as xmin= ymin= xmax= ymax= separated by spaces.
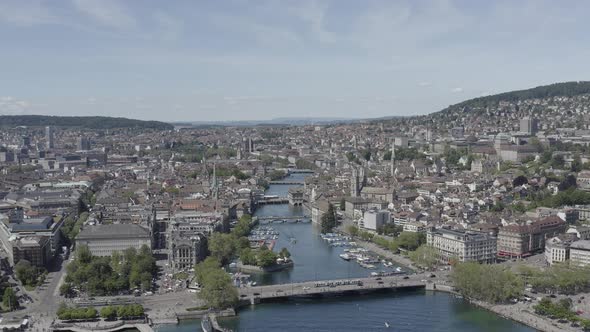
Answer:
xmin=238 ymin=275 xmax=428 ymax=305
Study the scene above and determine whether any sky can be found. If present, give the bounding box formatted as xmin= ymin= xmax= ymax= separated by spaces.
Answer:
xmin=1 ymin=0 xmax=590 ymax=122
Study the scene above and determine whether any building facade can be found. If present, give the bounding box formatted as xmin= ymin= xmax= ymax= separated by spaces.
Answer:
xmin=427 ymin=227 xmax=497 ymax=263
xmin=76 ymin=224 xmax=152 ymax=257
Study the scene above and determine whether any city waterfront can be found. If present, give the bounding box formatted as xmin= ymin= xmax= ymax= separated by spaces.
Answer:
xmin=156 ymin=175 xmax=534 ymax=331
xmin=156 ymin=290 xmax=534 ymax=332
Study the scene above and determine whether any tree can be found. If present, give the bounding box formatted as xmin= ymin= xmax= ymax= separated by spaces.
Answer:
xmin=2 ymin=287 xmax=18 ymax=311
xmin=14 ymin=260 xmax=42 ymax=287
xmin=208 ymin=233 xmax=237 ymax=265
xmin=320 ymin=204 xmax=337 ymax=233
xmin=100 ymin=306 xmax=117 ymax=320
xmin=551 ymin=155 xmax=566 ymax=169
xmin=278 ymin=247 xmax=291 ymax=259
xmin=347 ymin=225 xmax=359 ymax=237
xmin=76 ymin=245 xmax=92 ymax=264
xmin=199 ymin=269 xmax=238 ymax=309
xmin=239 ymin=248 xmax=257 ymax=266
xmin=572 ymin=155 xmax=583 ymax=172
xmin=195 ymin=257 xmax=221 ymax=285
xmin=257 ymin=247 xmax=278 ymax=267
xmin=512 ymin=175 xmax=528 ymax=187
xmin=451 ymin=262 xmax=523 ymax=304
xmin=60 ymin=283 xmax=75 ymax=298
xmin=408 ymin=245 xmax=439 ymax=270
xmin=558 ymin=174 xmax=577 ymax=191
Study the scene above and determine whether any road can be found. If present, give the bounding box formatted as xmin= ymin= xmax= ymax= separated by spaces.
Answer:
xmin=239 ymin=272 xmax=450 ymax=301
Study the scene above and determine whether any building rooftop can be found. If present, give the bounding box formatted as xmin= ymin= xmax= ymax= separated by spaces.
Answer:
xmin=77 ymin=224 xmax=150 ymax=240
xmin=571 ymin=240 xmax=590 ymax=250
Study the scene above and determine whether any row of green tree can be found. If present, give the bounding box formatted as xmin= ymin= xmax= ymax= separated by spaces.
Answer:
xmin=347 ymin=226 xmax=426 ymax=252
xmin=57 ymin=304 xmax=98 ymax=320
xmin=534 ymin=297 xmax=590 ymax=329
xmin=99 ymin=304 xmax=145 ymax=320
xmin=61 ymin=212 xmax=89 ymax=243
xmin=62 ymin=245 xmax=156 ymax=297
xmin=518 ymin=263 xmax=590 ymax=295
xmin=2 ymin=287 xmax=18 ymax=311
xmin=451 ymin=262 xmax=523 ymax=304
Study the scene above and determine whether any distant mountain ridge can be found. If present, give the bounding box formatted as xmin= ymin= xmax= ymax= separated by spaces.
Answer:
xmin=424 ymin=81 xmax=590 ymax=132
xmin=173 ymin=116 xmax=366 ymax=127
xmin=436 ymin=81 xmax=590 ymax=115
xmin=0 ymin=115 xmax=173 ymax=130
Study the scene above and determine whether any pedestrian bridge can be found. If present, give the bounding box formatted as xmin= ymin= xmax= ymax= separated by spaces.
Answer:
xmin=268 ymin=180 xmax=305 ymax=185
xmin=238 ymin=275 xmax=426 ymax=305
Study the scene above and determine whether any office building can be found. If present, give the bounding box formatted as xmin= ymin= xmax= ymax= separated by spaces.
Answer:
xmin=45 ymin=126 xmax=55 ymax=150
xmin=520 ymin=116 xmax=538 ymax=135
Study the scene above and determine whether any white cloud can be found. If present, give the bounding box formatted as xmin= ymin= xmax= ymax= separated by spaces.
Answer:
xmin=451 ymin=87 xmax=463 ymax=93
xmin=153 ymin=11 xmax=183 ymax=41
xmin=0 ymin=1 xmax=56 ymax=26
xmin=71 ymin=0 xmax=136 ymax=29
xmin=0 ymin=96 xmax=33 ymax=114
xmin=287 ymin=0 xmax=335 ymax=43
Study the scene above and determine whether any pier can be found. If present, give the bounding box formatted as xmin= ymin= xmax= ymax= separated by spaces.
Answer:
xmin=238 ymin=275 xmax=426 ymax=305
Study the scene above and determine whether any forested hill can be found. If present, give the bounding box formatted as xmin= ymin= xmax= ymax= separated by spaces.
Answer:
xmin=439 ymin=81 xmax=590 ymax=113
xmin=0 ymin=115 xmax=173 ymax=130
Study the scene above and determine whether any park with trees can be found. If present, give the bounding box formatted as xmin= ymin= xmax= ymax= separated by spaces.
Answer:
xmin=62 ymin=245 xmax=156 ymax=297
xmin=451 ymin=262 xmax=523 ymax=304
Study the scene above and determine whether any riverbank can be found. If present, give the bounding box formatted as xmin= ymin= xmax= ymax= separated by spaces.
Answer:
xmin=236 ymin=261 xmax=293 ymax=273
xmin=430 ymin=284 xmax=579 ymax=332
xmin=337 ymin=224 xmax=417 ymax=272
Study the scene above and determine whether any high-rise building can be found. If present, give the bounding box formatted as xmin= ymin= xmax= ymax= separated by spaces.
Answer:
xmin=21 ymin=136 xmax=30 ymax=148
xmin=77 ymin=136 xmax=91 ymax=151
xmin=520 ymin=116 xmax=538 ymax=135
xmin=242 ymin=137 xmax=254 ymax=153
xmin=45 ymin=126 xmax=54 ymax=150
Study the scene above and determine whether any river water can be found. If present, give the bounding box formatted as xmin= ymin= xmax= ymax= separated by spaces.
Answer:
xmin=156 ymin=174 xmax=534 ymax=332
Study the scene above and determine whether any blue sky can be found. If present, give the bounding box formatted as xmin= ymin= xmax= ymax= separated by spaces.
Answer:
xmin=1 ymin=0 xmax=589 ymax=122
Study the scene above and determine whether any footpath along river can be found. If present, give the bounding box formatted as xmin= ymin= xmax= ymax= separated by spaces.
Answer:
xmin=156 ymin=173 xmax=535 ymax=332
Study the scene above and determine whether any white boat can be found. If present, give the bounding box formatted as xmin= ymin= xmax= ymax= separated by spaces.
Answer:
xmin=385 ymin=322 xmax=390 ymax=328
xmin=339 ymin=253 xmax=352 ymax=261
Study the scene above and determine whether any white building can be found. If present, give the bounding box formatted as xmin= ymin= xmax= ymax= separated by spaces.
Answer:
xmin=403 ymin=222 xmax=426 ymax=233
xmin=544 ymin=236 xmax=574 ymax=265
xmin=427 ymin=227 xmax=497 ymax=263
xmin=570 ymin=240 xmax=590 ymax=267
xmin=361 ymin=210 xmax=390 ymax=231
xmin=567 ymin=226 xmax=590 ymax=240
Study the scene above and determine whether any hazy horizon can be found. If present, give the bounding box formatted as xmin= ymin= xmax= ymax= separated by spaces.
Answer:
xmin=1 ymin=0 xmax=590 ymax=122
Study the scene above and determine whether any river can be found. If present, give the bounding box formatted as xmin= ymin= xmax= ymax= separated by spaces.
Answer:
xmin=156 ymin=173 xmax=535 ymax=332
